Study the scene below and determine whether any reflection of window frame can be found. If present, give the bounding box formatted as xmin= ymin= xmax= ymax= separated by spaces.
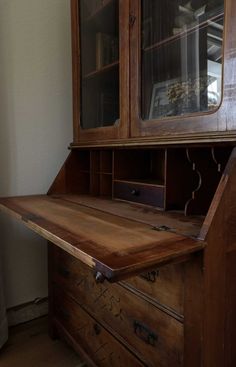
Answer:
xmin=207 ymin=59 xmax=222 ymax=106
xmin=177 ymin=4 xmax=223 ymax=112
xmin=144 ymin=2 xmax=224 ymax=121
xmin=207 ymin=14 xmax=223 ymax=63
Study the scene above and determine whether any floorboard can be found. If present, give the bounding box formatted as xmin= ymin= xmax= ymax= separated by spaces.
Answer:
xmin=0 ymin=316 xmax=85 ymax=367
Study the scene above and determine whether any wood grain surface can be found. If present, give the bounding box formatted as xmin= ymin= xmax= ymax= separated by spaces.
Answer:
xmin=52 ymin=260 xmax=184 ymax=367
xmin=0 ymin=317 xmax=83 ymax=367
xmin=0 ymin=194 xmax=204 ymax=281
xmin=53 ymin=289 xmax=146 ymax=367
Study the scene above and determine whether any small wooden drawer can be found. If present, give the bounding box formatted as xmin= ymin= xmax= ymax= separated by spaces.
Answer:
xmin=52 ymin=248 xmax=183 ymax=367
xmin=53 ymin=289 xmax=145 ymax=367
xmin=122 ymin=263 xmax=184 ymax=315
xmin=113 ymin=180 xmax=165 ymax=208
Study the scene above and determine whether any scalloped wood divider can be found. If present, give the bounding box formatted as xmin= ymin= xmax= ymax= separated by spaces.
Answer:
xmin=184 ymin=148 xmax=203 ymax=215
xmin=184 ymin=147 xmax=231 ymax=216
xmin=165 ymin=148 xmax=196 ymax=211
xmin=48 ymin=147 xmax=232 ymax=216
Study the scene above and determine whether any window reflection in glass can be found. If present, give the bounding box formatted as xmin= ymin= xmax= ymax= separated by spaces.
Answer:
xmin=141 ymin=0 xmax=224 ymax=120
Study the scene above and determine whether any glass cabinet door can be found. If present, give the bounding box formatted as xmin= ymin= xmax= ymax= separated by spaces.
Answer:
xmin=71 ymin=0 xmax=129 ymax=142
xmin=130 ymin=0 xmax=226 ymax=139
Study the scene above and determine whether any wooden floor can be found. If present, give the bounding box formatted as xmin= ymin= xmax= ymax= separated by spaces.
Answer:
xmin=0 ymin=316 xmax=85 ymax=367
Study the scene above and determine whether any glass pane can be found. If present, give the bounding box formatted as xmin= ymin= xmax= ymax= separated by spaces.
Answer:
xmin=80 ymin=0 xmax=119 ymax=129
xmin=141 ymin=0 xmax=224 ymax=120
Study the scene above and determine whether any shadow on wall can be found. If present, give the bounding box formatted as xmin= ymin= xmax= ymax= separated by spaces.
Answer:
xmin=0 ymin=0 xmax=71 ymax=307
xmin=0 ymin=0 xmax=73 ymax=310
xmin=0 ymin=1 xmax=13 ymax=342
xmin=0 ymin=0 xmax=73 ymax=198
xmin=0 ymin=2 xmax=14 ymax=196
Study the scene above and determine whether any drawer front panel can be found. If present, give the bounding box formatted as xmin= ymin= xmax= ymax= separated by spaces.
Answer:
xmin=114 ymin=181 xmax=165 ymax=208
xmin=123 ymin=263 xmax=184 ymax=315
xmin=54 ymin=289 xmax=145 ymax=367
xmin=52 ymin=248 xmax=183 ymax=367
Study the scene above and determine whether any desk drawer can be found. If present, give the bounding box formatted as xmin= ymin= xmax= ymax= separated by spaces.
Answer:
xmin=123 ymin=263 xmax=184 ymax=315
xmin=53 ymin=246 xmax=184 ymax=315
xmin=54 ymin=289 xmax=145 ymax=367
xmin=114 ymin=181 xmax=165 ymax=208
xmin=52 ymin=248 xmax=183 ymax=367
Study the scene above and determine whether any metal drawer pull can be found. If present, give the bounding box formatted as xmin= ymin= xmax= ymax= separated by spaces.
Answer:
xmin=134 ymin=320 xmax=158 ymax=346
xmin=93 ymin=323 xmax=101 ymax=336
xmin=140 ymin=270 xmax=159 ymax=283
xmin=131 ymin=189 xmax=140 ymax=196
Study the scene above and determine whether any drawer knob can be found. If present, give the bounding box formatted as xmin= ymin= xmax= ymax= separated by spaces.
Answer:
xmin=131 ymin=189 xmax=140 ymax=196
xmin=95 ymin=271 xmax=105 ymax=283
xmin=134 ymin=320 xmax=158 ymax=347
xmin=94 ymin=323 xmax=101 ymax=336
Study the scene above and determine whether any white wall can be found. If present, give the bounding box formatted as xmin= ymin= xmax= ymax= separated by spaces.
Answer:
xmin=0 ymin=0 xmax=73 ymax=308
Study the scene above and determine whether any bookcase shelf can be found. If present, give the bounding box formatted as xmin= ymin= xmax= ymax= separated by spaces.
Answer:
xmin=114 ymin=179 xmax=165 ymax=187
xmin=83 ymin=61 xmax=119 ymax=80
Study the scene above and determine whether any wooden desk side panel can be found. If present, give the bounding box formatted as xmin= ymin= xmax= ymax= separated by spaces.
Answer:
xmin=184 ymin=254 xmax=204 ymax=367
xmin=200 ymin=147 xmax=236 ymax=367
xmin=225 ymin=252 xmax=236 ymax=367
xmin=47 ymin=151 xmax=90 ymax=195
xmin=47 ymin=153 xmax=70 ymax=195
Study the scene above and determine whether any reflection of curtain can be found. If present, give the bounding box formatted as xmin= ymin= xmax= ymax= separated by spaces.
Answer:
xmin=0 ymin=262 xmax=8 ymax=348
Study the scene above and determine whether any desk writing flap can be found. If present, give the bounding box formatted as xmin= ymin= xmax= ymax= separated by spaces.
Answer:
xmin=0 ymin=195 xmax=204 ymax=281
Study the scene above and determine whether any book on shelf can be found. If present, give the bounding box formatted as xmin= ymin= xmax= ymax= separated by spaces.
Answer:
xmin=96 ymin=32 xmax=119 ymax=70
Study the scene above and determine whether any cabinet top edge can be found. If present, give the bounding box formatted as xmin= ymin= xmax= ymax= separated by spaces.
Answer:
xmin=70 ymin=133 xmax=236 ymax=149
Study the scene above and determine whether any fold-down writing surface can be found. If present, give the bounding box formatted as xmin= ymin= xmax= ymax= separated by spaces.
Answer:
xmin=0 ymin=195 xmax=205 ymax=281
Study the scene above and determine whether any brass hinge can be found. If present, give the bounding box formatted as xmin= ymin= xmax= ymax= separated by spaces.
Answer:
xmin=152 ymin=225 xmax=173 ymax=232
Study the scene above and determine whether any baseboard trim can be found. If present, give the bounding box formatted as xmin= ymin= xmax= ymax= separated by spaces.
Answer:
xmin=7 ymin=297 xmax=48 ymax=326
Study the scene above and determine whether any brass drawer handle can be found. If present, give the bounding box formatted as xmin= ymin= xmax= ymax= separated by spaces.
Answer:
xmin=140 ymin=270 xmax=159 ymax=283
xmin=134 ymin=321 xmax=158 ymax=347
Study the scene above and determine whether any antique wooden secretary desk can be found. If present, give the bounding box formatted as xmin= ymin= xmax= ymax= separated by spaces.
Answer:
xmin=1 ymin=0 xmax=236 ymax=366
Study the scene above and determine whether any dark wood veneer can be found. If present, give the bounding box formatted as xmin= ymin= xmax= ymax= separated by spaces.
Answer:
xmin=0 ymin=1 xmax=236 ymax=366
